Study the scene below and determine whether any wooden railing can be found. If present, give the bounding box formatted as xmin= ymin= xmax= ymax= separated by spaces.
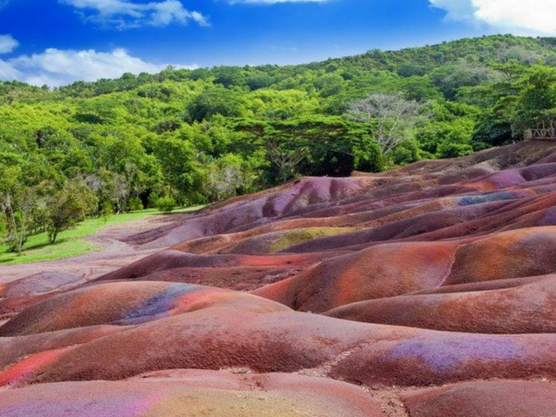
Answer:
xmin=524 ymin=129 xmax=556 ymax=141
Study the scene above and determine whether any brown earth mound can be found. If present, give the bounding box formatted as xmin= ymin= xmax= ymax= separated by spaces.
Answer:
xmin=402 ymin=380 xmax=556 ymax=417
xmin=0 ymin=371 xmax=383 ymax=417
xmin=3 ymin=141 xmax=556 ymax=415
xmin=326 ymin=274 xmax=556 ymax=333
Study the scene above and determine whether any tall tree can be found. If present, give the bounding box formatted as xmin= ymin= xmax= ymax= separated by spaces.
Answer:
xmin=0 ymin=166 xmax=45 ymax=254
xmin=346 ymin=93 xmax=429 ymax=155
xmin=46 ymin=179 xmax=97 ymax=244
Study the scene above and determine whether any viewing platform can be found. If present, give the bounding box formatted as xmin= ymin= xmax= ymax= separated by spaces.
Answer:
xmin=525 ymin=129 xmax=556 ymax=141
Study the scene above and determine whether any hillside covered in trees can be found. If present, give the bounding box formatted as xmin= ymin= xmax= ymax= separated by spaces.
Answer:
xmin=3 ymin=34 xmax=556 ymax=252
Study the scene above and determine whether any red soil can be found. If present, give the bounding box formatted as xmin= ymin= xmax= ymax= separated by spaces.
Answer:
xmin=3 ymin=141 xmax=556 ymax=415
xmin=402 ymin=380 xmax=556 ymax=417
xmin=0 ymin=371 xmax=383 ymax=417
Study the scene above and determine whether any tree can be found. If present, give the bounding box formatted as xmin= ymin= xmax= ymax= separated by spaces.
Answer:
xmin=267 ymin=138 xmax=310 ymax=183
xmin=112 ymin=173 xmax=130 ymax=214
xmin=5 ymin=34 xmax=556 ymax=217
xmin=188 ymin=88 xmax=245 ymax=122
xmin=213 ymin=67 xmax=246 ymax=88
xmin=246 ymin=72 xmax=275 ymax=91
xmin=46 ymin=179 xmax=97 ymax=244
xmin=346 ymin=93 xmax=429 ymax=156
xmin=314 ymin=74 xmax=344 ymax=98
xmin=512 ymin=64 xmax=556 ymax=133
xmin=233 ymin=116 xmax=381 ymax=181
xmin=205 ymin=154 xmax=254 ymax=201
xmin=0 ymin=185 xmax=31 ymax=254
xmin=0 ymin=180 xmax=46 ymax=254
xmin=430 ymin=63 xmax=501 ymax=100
xmin=153 ymin=138 xmax=205 ymax=204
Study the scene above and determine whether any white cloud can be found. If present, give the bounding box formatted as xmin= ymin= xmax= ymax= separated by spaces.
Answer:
xmin=429 ymin=0 xmax=477 ymax=21
xmin=0 ymin=48 xmax=197 ymax=87
xmin=0 ymin=58 xmax=20 ymax=79
xmin=0 ymin=34 xmax=18 ymax=54
xmin=60 ymin=0 xmax=209 ymax=29
xmin=430 ymin=0 xmax=556 ymax=34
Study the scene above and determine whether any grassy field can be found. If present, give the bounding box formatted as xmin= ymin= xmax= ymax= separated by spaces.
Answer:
xmin=0 ymin=207 xmax=202 ymax=265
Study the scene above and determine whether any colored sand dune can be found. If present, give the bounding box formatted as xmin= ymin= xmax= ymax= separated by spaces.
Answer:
xmin=4 ymin=141 xmax=556 ymax=416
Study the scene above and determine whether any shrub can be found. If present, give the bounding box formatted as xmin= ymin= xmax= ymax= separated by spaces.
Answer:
xmin=437 ymin=141 xmax=474 ymax=158
xmin=129 ymin=197 xmax=144 ymax=211
xmin=157 ymin=197 xmax=176 ymax=214
xmin=148 ymin=192 xmax=160 ymax=208
xmin=101 ymin=202 xmax=114 ymax=224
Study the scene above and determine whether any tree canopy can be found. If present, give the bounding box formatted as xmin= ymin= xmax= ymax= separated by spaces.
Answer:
xmin=2 ymin=34 xmax=556 ymax=252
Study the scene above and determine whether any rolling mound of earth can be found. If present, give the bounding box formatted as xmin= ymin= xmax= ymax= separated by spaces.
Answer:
xmin=4 ymin=141 xmax=556 ymax=416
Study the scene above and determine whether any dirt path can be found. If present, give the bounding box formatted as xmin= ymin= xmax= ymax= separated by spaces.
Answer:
xmin=0 ymin=212 xmax=188 ymax=285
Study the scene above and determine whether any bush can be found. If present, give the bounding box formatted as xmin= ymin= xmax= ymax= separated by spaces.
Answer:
xmin=437 ymin=141 xmax=474 ymax=158
xmin=157 ymin=197 xmax=176 ymax=214
xmin=128 ymin=197 xmax=144 ymax=211
xmin=101 ymin=202 xmax=114 ymax=224
xmin=148 ymin=192 xmax=160 ymax=208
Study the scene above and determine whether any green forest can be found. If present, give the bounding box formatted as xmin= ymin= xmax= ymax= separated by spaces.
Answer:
xmin=2 ymin=34 xmax=556 ymax=253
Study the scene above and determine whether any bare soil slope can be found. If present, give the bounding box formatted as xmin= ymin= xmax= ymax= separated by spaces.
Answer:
xmin=3 ymin=141 xmax=556 ymax=416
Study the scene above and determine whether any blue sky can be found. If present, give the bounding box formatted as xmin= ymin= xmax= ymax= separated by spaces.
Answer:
xmin=0 ymin=0 xmax=555 ymax=86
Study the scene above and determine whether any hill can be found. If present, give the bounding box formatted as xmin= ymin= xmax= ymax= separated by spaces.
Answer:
xmin=3 ymin=140 xmax=556 ymax=416
xmin=3 ymin=34 xmax=556 ymax=257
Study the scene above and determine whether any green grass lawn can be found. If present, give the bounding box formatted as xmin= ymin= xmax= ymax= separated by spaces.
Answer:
xmin=0 ymin=206 xmax=203 ymax=265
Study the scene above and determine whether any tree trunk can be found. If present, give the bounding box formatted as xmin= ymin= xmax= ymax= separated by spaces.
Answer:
xmin=49 ymin=229 xmax=59 ymax=244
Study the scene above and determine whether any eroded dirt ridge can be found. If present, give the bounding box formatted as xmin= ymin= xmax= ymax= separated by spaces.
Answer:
xmin=3 ymin=141 xmax=556 ymax=416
